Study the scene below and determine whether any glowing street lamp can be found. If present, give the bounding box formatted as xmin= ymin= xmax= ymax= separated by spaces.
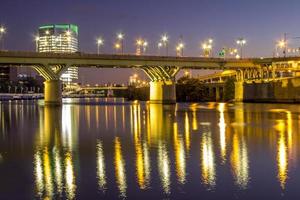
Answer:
xmin=0 ymin=26 xmax=6 ymax=50
xmin=115 ymin=42 xmax=121 ymax=53
xmin=236 ymin=38 xmax=246 ymax=58
xmin=176 ymin=42 xmax=184 ymax=57
xmin=97 ymin=37 xmax=104 ymax=54
xmin=136 ymin=38 xmax=143 ymax=55
xmin=143 ymin=40 xmax=148 ymax=54
xmin=117 ymin=32 xmax=124 ymax=54
xmin=201 ymin=38 xmax=213 ymax=57
xmin=161 ymin=34 xmax=169 ymax=56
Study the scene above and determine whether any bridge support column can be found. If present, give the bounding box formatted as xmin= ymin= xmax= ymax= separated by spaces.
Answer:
xmin=234 ymin=81 xmax=244 ymax=102
xmin=150 ymin=80 xmax=176 ymax=104
xmin=216 ymin=87 xmax=220 ymax=101
xmin=44 ymin=80 xmax=62 ymax=105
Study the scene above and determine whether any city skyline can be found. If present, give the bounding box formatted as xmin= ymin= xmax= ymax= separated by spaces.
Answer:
xmin=1 ymin=0 xmax=300 ymax=83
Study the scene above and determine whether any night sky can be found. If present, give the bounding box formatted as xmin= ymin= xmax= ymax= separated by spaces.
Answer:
xmin=1 ymin=0 xmax=300 ymax=84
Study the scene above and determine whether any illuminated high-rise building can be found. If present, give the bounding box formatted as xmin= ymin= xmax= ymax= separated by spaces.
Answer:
xmin=37 ymin=24 xmax=79 ymax=83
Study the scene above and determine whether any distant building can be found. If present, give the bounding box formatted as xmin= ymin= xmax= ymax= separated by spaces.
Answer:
xmin=37 ymin=24 xmax=79 ymax=84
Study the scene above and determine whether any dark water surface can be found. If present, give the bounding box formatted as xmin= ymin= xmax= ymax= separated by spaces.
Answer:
xmin=1 ymin=98 xmax=300 ymax=199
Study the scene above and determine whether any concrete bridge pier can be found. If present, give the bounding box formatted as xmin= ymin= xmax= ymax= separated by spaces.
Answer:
xmin=234 ymin=81 xmax=244 ymax=102
xmin=150 ymin=80 xmax=176 ymax=104
xmin=44 ymin=80 xmax=62 ymax=105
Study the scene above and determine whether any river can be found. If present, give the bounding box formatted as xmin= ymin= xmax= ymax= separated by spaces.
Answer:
xmin=0 ymin=98 xmax=299 ymax=199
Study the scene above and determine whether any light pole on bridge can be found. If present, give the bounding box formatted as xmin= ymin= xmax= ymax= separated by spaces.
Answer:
xmin=161 ymin=34 xmax=169 ymax=56
xmin=0 ymin=26 xmax=6 ymax=50
xmin=97 ymin=37 xmax=104 ymax=54
xmin=117 ymin=33 xmax=124 ymax=54
xmin=236 ymin=38 xmax=246 ymax=58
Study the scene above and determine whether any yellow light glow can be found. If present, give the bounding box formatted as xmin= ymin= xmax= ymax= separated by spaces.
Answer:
xmin=218 ymin=103 xmax=226 ymax=163
xmin=115 ymin=137 xmax=127 ymax=198
xmin=173 ymin=122 xmax=186 ymax=184
xmin=201 ymin=131 xmax=216 ymax=188
xmin=230 ymin=134 xmax=249 ymax=189
xmin=158 ymin=142 xmax=171 ymax=194
xmin=184 ymin=112 xmax=191 ymax=151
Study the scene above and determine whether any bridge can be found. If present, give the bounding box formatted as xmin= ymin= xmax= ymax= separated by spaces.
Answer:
xmin=1 ymin=51 xmax=300 ymax=104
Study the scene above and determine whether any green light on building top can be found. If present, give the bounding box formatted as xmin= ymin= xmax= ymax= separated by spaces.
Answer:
xmin=38 ymin=24 xmax=78 ymax=35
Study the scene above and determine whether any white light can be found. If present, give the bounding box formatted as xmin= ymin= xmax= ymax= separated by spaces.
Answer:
xmin=117 ymin=33 xmax=124 ymax=40
xmin=161 ymin=34 xmax=168 ymax=43
xmin=0 ymin=26 xmax=5 ymax=33
xmin=97 ymin=38 xmax=104 ymax=45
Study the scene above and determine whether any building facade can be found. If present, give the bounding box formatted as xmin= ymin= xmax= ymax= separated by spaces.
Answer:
xmin=37 ymin=24 xmax=79 ymax=83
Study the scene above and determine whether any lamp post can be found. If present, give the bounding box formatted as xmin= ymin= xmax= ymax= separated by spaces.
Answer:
xmin=236 ymin=38 xmax=246 ymax=58
xmin=35 ymin=36 xmax=40 ymax=52
xmin=0 ymin=26 xmax=6 ymax=50
xmin=142 ymin=40 xmax=148 ymax=55
xmin=117 ymin=33 xmax=124 ymax=54
xmin=176 ymin=42 xmax=184 ymax=57
xmin=136 ymin=38 xmax=143 ymax=55
xmin=97 ymin=37 xmax=104 ymax=54
xmin=157 ymin=42 xmax=163 ymax=55
xmin=201 ymin=38 xmax=213 ymax=57
xmin=161 ymin=34 xmax=169 ymax=56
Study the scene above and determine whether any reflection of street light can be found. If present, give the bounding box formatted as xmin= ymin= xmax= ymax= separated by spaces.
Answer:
xmin=236 ymin=38 xmax=246 ymax=58
xmin=97 ymin=37 xmax=104 ymax=54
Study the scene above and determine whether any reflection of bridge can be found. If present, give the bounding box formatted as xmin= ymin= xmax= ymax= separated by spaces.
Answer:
xmin=1 ymin=51 xmax=300 ymax=104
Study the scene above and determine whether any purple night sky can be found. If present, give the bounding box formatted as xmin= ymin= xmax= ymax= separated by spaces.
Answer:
xmin=1 ymin=0 xmax=300 ymax=84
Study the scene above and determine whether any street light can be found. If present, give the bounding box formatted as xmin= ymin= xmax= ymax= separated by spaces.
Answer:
xmin=143 ymin=40 xmax=148 ymax=54
xmin=236 ymin=38 xmax=246 ymax=58
xmin=136 ymin=38 xmax=143 ymax=55
xmin=0 ymin=26 xmax=6 ymax=50
xmin=157 ymin=42 xmax=163 ymax=55
xmin=97 ymin=37 xmax=104 ymax=54
xmin=117 ymin=32 xmax=124 ymax=54
xmin=201 ymin=38 xmax=213 ymax=57
xmin=176 ymin=42 xmax=184 ymax=57
xmin=35 ymin=36 xmax=40 ymax=52
xmin=161 ymin=34 xmax=169 ymax=56
xmin=114 ymin=42 xmax=121 ymax=53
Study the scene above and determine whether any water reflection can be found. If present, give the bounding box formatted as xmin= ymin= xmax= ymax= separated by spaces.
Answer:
xmin=230 ymin=104 xmax=249 ymax=189
xmin=3 ymin=100 xmax=300 ymax=199
xmin=218 ymin=103 xmax=227 ymax=163
xmin=173 ymin=122 xmax=186 ymax=184
xmin=34 ymin=105 xmax=78 ymax=199
xmin=114 ymin=137 xmax=127 ymax=198
xmin=157 ymin=141 xmax=171 ymax=194
xmin=200 ymin=126 xmax=216 ymax=188
xmin=97 ymin=140 xmax=107 ymax=192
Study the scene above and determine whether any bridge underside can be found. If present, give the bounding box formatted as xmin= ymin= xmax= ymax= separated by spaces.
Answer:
xmin=31 ymin=64 xmax=180 ymax=105
xmin=141 ymin=66 xmax=179 ymax=104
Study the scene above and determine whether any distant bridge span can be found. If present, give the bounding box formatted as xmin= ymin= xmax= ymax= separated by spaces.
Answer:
xmin=0 ymin=51 xmax=300 ymax=104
